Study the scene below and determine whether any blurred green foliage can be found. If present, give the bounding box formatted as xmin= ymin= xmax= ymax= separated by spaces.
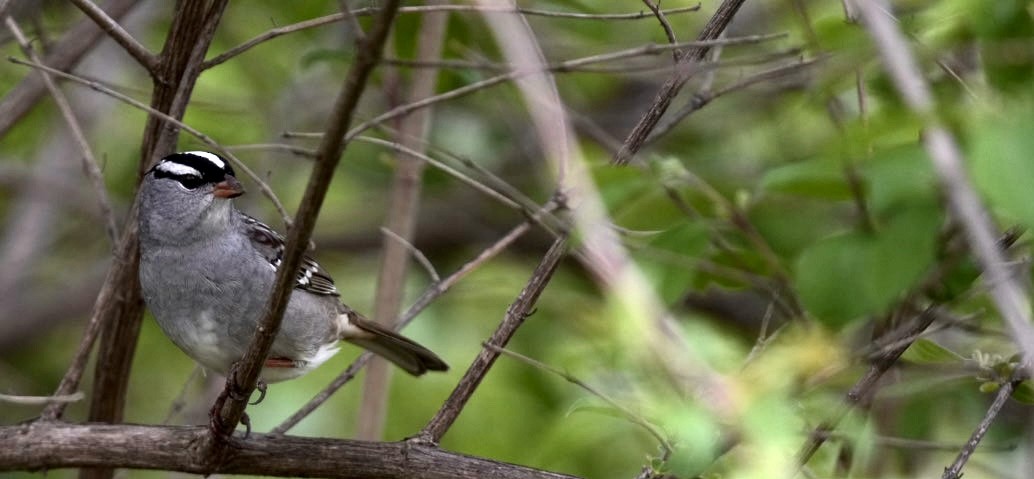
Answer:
xmin=4 ymin=1 xmax=1034 ymax=478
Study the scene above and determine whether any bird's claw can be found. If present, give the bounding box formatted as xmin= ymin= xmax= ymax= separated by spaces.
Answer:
xmin=250 ymin=380 xmax=267 ymax=405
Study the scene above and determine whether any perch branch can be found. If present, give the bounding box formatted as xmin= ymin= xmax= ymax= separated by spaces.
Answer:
xmin=0 ymin=423 xmax=581 ymax=479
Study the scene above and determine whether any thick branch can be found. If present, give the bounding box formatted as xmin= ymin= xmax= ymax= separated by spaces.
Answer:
xmin=0 ymin=423 xmax=580 ymax=479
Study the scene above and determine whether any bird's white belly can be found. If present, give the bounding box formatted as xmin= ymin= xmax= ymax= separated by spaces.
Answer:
xmin=177 ymin=308 xmax=237 ymax=374
xmin=260 ymin=342 xmax=341 ymax=383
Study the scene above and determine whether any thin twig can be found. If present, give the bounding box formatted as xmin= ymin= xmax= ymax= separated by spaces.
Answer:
xmin=284 ymin=33 xmax=787 ymax=147
xmin=795 ymin=308 xmax=939 ymax=471
xmin=4 ymin=16 xmax=119 ymax=247
xmin=851 ymin=0 xmax=1034 ymax=368
xmin=419 ymin=235 xmax=569 ymax=443
xmin=0 ymin=391 xmax=84 ymax=405
xmin=273 ymin=205 xmax=557 ymax=434
xmin=0 ymin=0 xmax=140 ymax=140
xmin=812 ymin=430 xmax=1016 ymax=453
xmin=8 ymin=57 xmax=291 ymax=225
xmin=641 ymin=0 xmax=679 ymax=62
xmin=488 ymin=344 xmax=673 ymax=460
xmin=942 ymin=377 xmax=1024 ymax=479
xmin=201 ymin=4 xmax=703 ymax=69
xmin=613 ymin=0 xmax=749 ymax=165
xmin=68 ymin=0 xmax=158 ymax=73
xmin=380 ymin=227 xmax=440 ymax=283
xmin=354 ymin=136 xmax=522 ymax=210
xmin=336 ymin=0 xmax=366 ymax=45
xmin=645 ymin=56 xmax=821 ymax=149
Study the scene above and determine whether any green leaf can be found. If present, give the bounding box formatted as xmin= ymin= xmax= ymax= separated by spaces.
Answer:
xmin=1011 ymin=381 xmax=1034 ymax=404
xmin=901 ymin=339 xmax=965 ymax=364
xmin=971 ymin=103 xmax=1034 ymax=229
xmin=761 ymin=158 xmax=853 ymax=200
xmin=795 ymin=203 xmax=942 ymax=326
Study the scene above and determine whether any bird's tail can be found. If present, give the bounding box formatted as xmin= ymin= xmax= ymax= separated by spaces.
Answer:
xmin=338 ymin=311 xmax=448 ymax=376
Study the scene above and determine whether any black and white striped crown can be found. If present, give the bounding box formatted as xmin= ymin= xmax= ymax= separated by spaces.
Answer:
xmin=152 ymin=151 xmax=235 ymax=189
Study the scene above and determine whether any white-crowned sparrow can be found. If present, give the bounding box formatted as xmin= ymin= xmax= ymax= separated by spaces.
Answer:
xmin=138 ymin=151 xmax=447 ymax=383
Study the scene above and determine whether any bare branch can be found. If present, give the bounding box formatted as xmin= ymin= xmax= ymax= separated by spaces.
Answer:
xmin=8 ymin=57 xmax=291 ymax=225
xmin=645 ymin=56 xmax=821 ymax=146
xmin=942 ymin=377 xmax=1023 ymax=479
xmin=380 ymin=227 xmax=441 ymax=283
xmin=0 ymin=423 xmax=582 ymax=479
xmin=273 ymin=205 xmax=558 ymax=434
xmin=613 ymin=0 xmax=749 ymax=165
xmin=0 ymin=392 xmax=84 ymax=405
xmin=641 ymin=0 xmax=679 ymax=62
xmin=210 ymin=0 xmax=405 ymax=443
xmin=420 ymin=235 xmax=568 ymax=443
xmin=68 ymin=0 xmax=158 ymax=73
xmin=201 ymin=4 xmax=702 ymax=69
xmin=0 ymin=0 xmax=140 ymax=140
xmin=795 ymin=308 xmax=938 ymax=470
xmin=3 ymin=16 xmax=119 ymax=246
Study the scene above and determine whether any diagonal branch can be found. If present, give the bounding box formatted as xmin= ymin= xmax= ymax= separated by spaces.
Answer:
xmin=419 ymin=235 xmax=569 ymax=443
xmin=941 ymin=376 xmax=1023 ymax=479
xmin=209 ymin=0 xmax=405 ymax=442
xmin=3 ymin=16 xmax=119 ymax=246
xmin=273 ymin=205 xmax=558 ymax=434
xmin=0 ymin=0 xmax=140 ymax=140
xmin=68 ymin=0 xmax=159 ymax=74
xmin=612 ymin=0 xmax=749 ymax=165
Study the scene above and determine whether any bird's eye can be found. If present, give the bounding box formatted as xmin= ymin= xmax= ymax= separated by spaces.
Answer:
xmin=177 ymin=176 xmax=207 ymax=189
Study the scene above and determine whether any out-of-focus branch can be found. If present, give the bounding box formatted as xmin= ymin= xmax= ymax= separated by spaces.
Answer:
xmin=3 ymin=16 xmax=119 ymax=246
xmin=201 ymin=4 xmax=702 ymax=69
xmin=942 ymin=376 xmax=1022 ymax=479
xmin=68 ymin=0 xmax=158 ymax=73
xmin=613 ymin=0 xmax=749 ymax=165
xmin=851 ymin=0 xmax=1034 ymax=366
xmin=795 ymin=308 xmax=938 ymax=469
xmin=0 ymin=0 xmax=140 ymax=140
xmin=419 ymin=235 xmax=568 ymax=443
xmin=357 ymin=2 xmax=449 ymax=440
xmin=209 ymin=0 xmax=404 ymax=447
xmin=0 ymin=423 xmax=582 ymax=479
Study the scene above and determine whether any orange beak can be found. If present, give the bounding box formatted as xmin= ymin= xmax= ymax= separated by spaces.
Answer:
xmin=212 ymin=175 xmax=244 ymax=199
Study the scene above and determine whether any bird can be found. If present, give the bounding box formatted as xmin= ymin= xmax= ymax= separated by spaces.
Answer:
xmin=137 ymin=151 xmax=448 ymax=384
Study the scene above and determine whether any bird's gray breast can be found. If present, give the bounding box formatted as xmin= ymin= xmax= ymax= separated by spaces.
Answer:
xmin=139 ymin=233 xmax=274 ymax=373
